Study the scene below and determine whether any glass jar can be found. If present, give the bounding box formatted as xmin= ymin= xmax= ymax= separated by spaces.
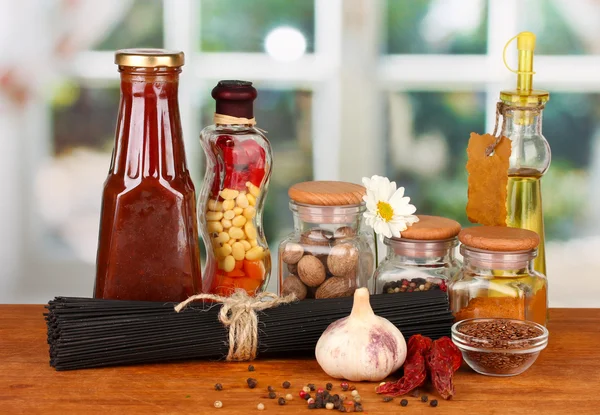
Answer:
xmin=374 ymin=215 xmax=461 ymax=295
xmin=94 ymin=49 xmax=202 ymax=302
xmin=449 ymin=226 xmax=548 ymax=326
xmin=198 ymin=80 xmax=272 ymax=297
xmin=278 ymin=181 xmax=375 ymax=300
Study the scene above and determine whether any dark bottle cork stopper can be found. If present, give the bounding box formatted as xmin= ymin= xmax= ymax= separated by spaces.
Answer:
xmin=212 ymin=80 xmax=257 ymax=119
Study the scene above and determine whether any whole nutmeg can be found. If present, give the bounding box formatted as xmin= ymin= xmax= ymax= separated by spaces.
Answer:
xmin=300 ymin=229 xmax=333 ymax=247
xmin=282 ymin=243 xmax=304 ymax=265
xmin=287 ymin=262 xmax=298 ymax=275
xmin=297 ymin=255 xmax=326 ymax=287
xmin=334 ymin=226 xmax=356 ymax=240
xmin=315 ymin=277 xmax=354 ymax=299
xmin=281 ymin=275 xmax=307 ymax=300
xmin=327 ymin=243 xmax=359 ymax=277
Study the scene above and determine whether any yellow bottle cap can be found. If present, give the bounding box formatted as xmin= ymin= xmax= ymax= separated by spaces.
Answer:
xmin=500 ymin=32 xmax=549 ymax=106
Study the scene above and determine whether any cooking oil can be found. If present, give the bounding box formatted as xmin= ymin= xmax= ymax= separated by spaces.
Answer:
xmin=506 ymin=169 xmax=545 ymax=275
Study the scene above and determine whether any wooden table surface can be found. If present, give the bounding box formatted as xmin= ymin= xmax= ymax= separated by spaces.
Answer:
xmin=1 ymin=306 xmax=599 ymax=415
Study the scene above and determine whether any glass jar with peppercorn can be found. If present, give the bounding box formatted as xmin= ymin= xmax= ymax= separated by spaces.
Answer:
xmin=373 ymin=216 xmax=461 ymax=295
xmin=278 ymin=181 xmax=376 ymax=300
xmin=198 ymin=80 xmax=272 ymax=297
xmin=449 ymin=226 xmax=548 ymax=326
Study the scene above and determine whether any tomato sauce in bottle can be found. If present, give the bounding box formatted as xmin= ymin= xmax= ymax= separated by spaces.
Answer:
xmin=94 ymin=49 xmax=202 ymax=301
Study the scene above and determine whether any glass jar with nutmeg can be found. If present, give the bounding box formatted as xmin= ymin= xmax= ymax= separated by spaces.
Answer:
xmin=278 ymin=181 xmax=376 ymax=300
xmin=373 ymin=215 xmax=461 ymax=296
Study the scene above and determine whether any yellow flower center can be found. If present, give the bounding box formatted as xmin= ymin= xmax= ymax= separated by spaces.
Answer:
xmin=377 ymin=201 xmax=394 ymax=222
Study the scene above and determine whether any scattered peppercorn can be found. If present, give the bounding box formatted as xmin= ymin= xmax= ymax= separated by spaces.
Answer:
xmin=354 ymin=403 xmax=363 ymax=412
xmin=214 ymin=400 xmax=223 ymax=409
xmin=282 ymin=381 xmax=291 ymax=389
xmin=257 ymin=403 xmax=265 ymax=410
xmin=307 ymin=398 xmax=315 ymax=405
xmin=353 ymin=395 xmax=361 ymax=403
xmin=383 ymin=396 xmax=393 ymax=402
xmin=349 ymin=385 xmax=356 ymax=391
xmin=308 ymin=403 xmax=316 ymax=410
xmin=267 ymin=385 xmax=274 ymax=392
xmin=326 ymin=383 xmax=333 ymax=391
xmin=214 ymin=383 xmax=223 ymax=391
xmin=247 ymin=378 xmax=258 ymax=389
xmin=338 ymin=406 xmax=346 ymax=413
xmin=317 ymin=387 xmax=325 ymax=394
xmin=400 ymin=399 xmax=408 ymax=407
xmin=285 ymin=394 xmax=293 ymax=401
xmin=303 ymin=386 xmax=311 ymax=393
xmin=430 ymin=400 xmax=438 ymax=407
xmin=326 ymin=402 xmax=334 ymax=410
xmin=308 ymin=384 xmax=316 ymax=391
xmin=248 ymin=364 xmax=255 ymax=372
xmin=304 ymin=393 xmax=312 ymax=401
xmin=299 ymin=390 xmax=307 ymax=399
xmin=340 ymin=382 xmax=349 ymax=391
xmin=268 ymin=392 xmax=276 ymax=399
xmin=421 ymin=395 xmax=428 ymax=403
xmin=351 ymin=390 xmax=359 ymax=397
xmin=278 ymin=397 xmax=286 ymax=405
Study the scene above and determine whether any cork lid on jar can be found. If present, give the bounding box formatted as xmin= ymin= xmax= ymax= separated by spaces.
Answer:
xmin=459 ymin=226 xmax=540 ymax=251
xmin=288 ymin=181 xmax=365 ymax=206
xmin=399 ymin=215 xmax=461 ymax=240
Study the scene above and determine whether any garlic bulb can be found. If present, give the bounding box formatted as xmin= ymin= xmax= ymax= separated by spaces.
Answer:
xmin=315 ymin=288 xmax=407 ymax=381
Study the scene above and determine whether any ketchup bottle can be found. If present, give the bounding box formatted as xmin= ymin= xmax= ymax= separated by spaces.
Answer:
xmin=94 ymin=49 xmax=202 ymax=302
xmin=198 ymin=81 xmax=273 ymax=296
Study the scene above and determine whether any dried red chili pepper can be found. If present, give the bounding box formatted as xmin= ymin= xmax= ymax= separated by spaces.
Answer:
xmin=426 ymin=337 xmax=462 ymax=400
xmin=376 ymin=334 xmax=432 ymax=396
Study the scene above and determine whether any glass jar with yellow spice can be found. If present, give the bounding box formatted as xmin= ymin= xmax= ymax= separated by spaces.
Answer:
xmin=449 ymin=226 xmax=547 ymax=326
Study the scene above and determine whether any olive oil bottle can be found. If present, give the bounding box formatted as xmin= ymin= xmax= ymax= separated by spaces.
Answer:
xmin=499 ymin=32 xmax=551 ymax=277
xmin=506 ymin=170 xmax=545 ymax=275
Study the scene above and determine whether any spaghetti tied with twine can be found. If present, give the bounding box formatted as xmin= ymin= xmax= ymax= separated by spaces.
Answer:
xmin=174 ymin=290 xmax=296 ymax=361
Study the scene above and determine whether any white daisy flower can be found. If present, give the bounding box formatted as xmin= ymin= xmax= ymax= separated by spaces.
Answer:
xmin=362 ymin=175 xmax=419 ymax=241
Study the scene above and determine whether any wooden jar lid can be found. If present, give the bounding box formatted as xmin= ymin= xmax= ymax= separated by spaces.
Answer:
xmin=288 ymin=181 xmax=365 ymax=206
xmin=459 ymin=226 xmax=540 ymax=251
xmin=400 ymin=215 xmax=461 ymax=240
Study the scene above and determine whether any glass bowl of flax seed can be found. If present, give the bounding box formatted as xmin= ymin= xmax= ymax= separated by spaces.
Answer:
xmin=451 ymin=318 xmax=548 ymax=376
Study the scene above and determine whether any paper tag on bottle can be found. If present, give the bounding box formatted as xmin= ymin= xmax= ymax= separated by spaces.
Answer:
xmin=466 ymin=133 xmax=511 ymax=226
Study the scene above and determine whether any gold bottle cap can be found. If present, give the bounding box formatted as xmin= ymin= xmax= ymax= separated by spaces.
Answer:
xmin=500 ymin=32 xmax=549 ymax=106
xmin=115 ymin=49 xmax=184 ymax=68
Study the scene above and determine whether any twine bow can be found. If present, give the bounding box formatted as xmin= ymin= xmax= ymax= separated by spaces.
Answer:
xmin=174 ymin=290 xmax=296 ymax=361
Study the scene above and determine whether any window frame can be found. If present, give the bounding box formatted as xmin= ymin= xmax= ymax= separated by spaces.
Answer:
xmin=16 ymin=0 xmax=600 ymax=302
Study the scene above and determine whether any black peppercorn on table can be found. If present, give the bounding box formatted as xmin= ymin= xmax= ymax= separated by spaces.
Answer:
xmin=1 ymin=306 xmax=599 ymax=414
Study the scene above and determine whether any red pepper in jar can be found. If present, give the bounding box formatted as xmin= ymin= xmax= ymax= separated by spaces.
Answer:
xmin=426 ymin=337 xmax=462 ymax=400
xmin=376 ymin=334 xmax=432 ymax=396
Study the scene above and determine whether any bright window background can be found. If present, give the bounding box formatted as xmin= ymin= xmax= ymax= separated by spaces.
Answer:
xmin=2 ymin=0 xmax=600 ymax=306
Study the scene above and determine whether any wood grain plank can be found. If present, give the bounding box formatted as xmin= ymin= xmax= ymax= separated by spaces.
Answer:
xmin=1 ymin=306 xmax=599 ymax=414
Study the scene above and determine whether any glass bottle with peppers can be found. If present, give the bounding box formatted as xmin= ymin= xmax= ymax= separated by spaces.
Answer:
xmin=198 ymin=80 xmax=272 ymax=296
xmin=94 ymin=49 xmax=202 ymax=302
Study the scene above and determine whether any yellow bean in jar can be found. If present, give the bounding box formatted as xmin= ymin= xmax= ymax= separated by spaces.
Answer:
xmin=246 ymin=246 xmax=264 ymax=261
xmin=222 ymin=255 xmax=236 ymax=272
xmin=247 ymin=193 xmax=256 ymax=207
xmin=206 ymin=211 xmax=223 ymax=221
xmin=231 ymin=242 xmax=245 ymax=261
xmin=240 ymin=240 xmax=252 ymax=251
xmin=233 ymin=207 xmax=243 ymax=215
xmin=223 ymin=210 xmax=235 ymax=220
xmin=229 ymin=226 xmax=245 ymax=240
xmin=236 ymin=193 xmax=249 ymax=209
xmin=222 ymin=199 xmax=235 ymax=211
xmin=232 ymin=215 xmax=247 ymax=227
xmin=243 ymin=207 xmax=256 ymax=219
xmin=221 ymin=218 xmax=232 ymax=229
xmin=207 ymin=221 xmax=223 ymax=233
xmin=217 ymin=244 xmax=232 ymax=259
xmin=244 ymin=222 xmax=258 ymax=240
xmin=214 ymin=231 xmax=230 ymax=244
xmin=207 ymin=199 xmax=222 ymax=211
xmin=220 ymin=189 xmax=239 ymax=200
xmin=246 ymin=182 xmax=260 ymax=198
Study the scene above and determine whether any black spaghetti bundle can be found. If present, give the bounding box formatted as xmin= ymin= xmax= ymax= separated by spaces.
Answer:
xmin=46 ymin=291 xmax=454 ymax=371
